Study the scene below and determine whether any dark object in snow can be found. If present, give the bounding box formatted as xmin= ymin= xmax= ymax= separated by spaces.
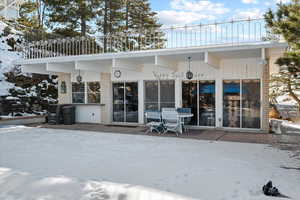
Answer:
xmin=47 ymin=104 xmax=72 ymax=124
xmin=262 ymin=181 xmax=280 ymax=196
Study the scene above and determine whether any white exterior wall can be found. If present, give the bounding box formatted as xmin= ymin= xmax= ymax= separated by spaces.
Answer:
xmin=58 ymin=71 xmax=108 ymax=124
xmin=75 ymin=105 xmax=101 ymax=123
xmin=58 ymin=73 xmax=72 ymax=104
xmin=111 ymin=57 xmax=263 ymax=128
xmin=20 ymin=43 xmax=286 ymax=130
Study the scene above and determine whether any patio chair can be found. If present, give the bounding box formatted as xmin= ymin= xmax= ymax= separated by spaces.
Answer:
xmin=161 ymin=110 xmax=182 ymax=136
xmin=161 ymin=107 xmax=177 ymax=112
xmin=177 ymin=108 xmax=192 ymax=132
xmin=145 ymin=111 xmax=164 ymax=134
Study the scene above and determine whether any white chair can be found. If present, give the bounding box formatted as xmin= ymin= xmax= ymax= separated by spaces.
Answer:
xmin=161 ymin=110 xmax=182 ymax=136
xmin=161 ymin=108 xmax=176 ymax=112
xmin=145 ymin=111 xmax=163 ymax=134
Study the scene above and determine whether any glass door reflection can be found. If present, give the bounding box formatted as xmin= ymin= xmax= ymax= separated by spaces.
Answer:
xmin=113 ymin=83 xmax=125 ymax=122
xmin=113 ymin=82 xmax=138 ymax=123
xmin=242 ymin=80 xmax=260 ymax=129
xmin=182 ymin=80 xmax=215 ymax=126
xmin=125 ymin=82 xmax=138 ymax=123
xmin=223 ymin=79 xmax=261 ymax=129
xmin=182 ymin=81 xmax=198 ymax=125
xmin=223 ymin=80 xmax=241 ymax=128
xmin=199 ymin=81 xmax=216 ymax=126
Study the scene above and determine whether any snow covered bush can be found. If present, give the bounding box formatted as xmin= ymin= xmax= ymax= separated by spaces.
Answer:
xmin=0 ymin=19 xmax=58 ymax=116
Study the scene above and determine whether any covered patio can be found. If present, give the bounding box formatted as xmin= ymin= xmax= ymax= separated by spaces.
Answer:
xmin=27 ymin=122 xmax=297 ymax=145
xmin=18 ymin=43 xmax=285 ymax=133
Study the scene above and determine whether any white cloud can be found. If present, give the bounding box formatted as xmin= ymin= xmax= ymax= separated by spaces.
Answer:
xmin=234 ymin=8 xmax=264 ymax=19
xmin=158 ymin=10 xmax=216 ymax=25
xmin=274 ymin=0 xmax=290 ymax=3
xmin=264 ymin=1 xmax=272 ymax=6
xmin=170 ymin=0 xmax=230 ymax=14
xmin=242 ymin=0 xmax=258 ymax=4
xmin=157 ymin=0 xmax=230 ymax=25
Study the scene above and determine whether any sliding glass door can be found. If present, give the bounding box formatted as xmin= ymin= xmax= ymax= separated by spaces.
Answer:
xmin=182 ymin=81 xmax=198 ymax=125
xmin=125 ymin=82 xmax=139 ymax=123
xmin=182 ymin=80 xmax=216 ymax=126
xmin=223 ymin=79 xmax=260 ymax=129
xmin=113 ymin=82 xmax=138 ymax=123
xmin=199 ymin=81 xmax=216 ymax=126
xmin=144 ymin=80 xmax=175 ymax=111
xmin=113 ymin=83 xmax=125 ymax=122
xmin=242 ymin=80 xmax=261 ymax=128
xmin=223 ymin=80 xmax=240 ymax=128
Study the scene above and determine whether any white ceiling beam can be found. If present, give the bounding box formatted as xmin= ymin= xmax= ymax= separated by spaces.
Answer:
xmin=22 ymin=64 xmax=51 ymax=75
xmin=46 ymin=62 xmax=75 ymax=73
xmin=75 ymin=60 xmax=111 ymax=73
xmin=154 ymin=55 xmax=177 ymax=71
xmin=204 ymin=52 xmax=220 ymax=69
xmin=112 ymin=58 xmax=141 ymax=72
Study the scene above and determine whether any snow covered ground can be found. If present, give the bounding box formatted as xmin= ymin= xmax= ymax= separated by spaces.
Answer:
xmin=0 ymin=126 xmax=300 ymax=200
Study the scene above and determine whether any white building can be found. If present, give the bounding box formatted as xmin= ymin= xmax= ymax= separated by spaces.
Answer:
xmin=15 ymin=19 xmax=286 ymax=132
xmin=0 ymin=0 xmax=23 ymax=19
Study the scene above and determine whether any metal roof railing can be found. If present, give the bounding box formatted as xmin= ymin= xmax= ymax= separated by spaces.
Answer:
xmin=18 ymin=18 xmax=278 ymax=60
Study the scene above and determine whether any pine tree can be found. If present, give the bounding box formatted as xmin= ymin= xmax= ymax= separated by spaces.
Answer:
xmin=96 ymin=0 xmax=164 ymax=52
xmin=18 ymin=0 xmax=46 ymax=30
xmin=45 ymin=0 xmax=102 ymax=37
xmin=126 ymin=0 xmax=164 ymax=50
xmin=265 ymin=0 xmax=300 ymax=107
xmin=18 ymin=0 xmax=48 ymax=41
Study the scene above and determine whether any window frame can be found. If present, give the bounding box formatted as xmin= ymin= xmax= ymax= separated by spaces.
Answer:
xmin=87 ymin=82 xmax=101 ymax=104
xmin=71 ymin=81 xmax=101 ymax=104
xmin=144 ymin=80 xmax=175 ymax=111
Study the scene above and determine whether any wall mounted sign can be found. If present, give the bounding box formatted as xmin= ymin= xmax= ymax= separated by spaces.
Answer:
xmin=60 ymin=81 xmax=67 ymax=94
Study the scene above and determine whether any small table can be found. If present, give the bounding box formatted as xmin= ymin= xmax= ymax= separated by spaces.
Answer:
xmin=178 ymin=113 xmax=193 ymax=133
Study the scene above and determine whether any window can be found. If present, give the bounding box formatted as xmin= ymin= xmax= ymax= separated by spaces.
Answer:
xmin=72 ymin=82 xmax=85 ymax=103
xmin=87 ymin=82 xmax=101 ymax=104
xmin=144 ymin=80 xmax=175 ymax=111
xmin=72 ymin=82 xmax=101 ymax=104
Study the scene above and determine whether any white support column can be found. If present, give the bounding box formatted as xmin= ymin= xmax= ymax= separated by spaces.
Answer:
xmin=175 ymin=79 xmax=182 ymax=108
xmin=100 ymin=73 xmax=112 ymax=124
xmin=215 ymin=68 xmax=223 ymax=128
xmin=138 ymin=80 xmax=144 ymax=124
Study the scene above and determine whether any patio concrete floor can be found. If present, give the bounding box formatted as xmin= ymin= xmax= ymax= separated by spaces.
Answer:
xmin=28 ymin=123 xmax=300 ymax=147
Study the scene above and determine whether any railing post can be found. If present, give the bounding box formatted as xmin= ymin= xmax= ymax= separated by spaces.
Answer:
xmin=215 ymin=21 xmax=217 ymax=44
xmin=248 ymin=17 xmax=251 ymax=41
xmin=231 ymin=19 xmax=234 ymax=44
xmin=199 ymin=23 xmax=202 ymax=46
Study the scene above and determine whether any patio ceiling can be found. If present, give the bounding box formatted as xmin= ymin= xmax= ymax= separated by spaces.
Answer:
xmin=211 ymin=48 xmax=262 ymax=59
xmin=19 ymin=44 xmax=283 ymax=74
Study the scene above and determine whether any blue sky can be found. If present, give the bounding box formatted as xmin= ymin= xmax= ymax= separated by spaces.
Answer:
xmin=149 ymin=0 xmax=289 ymax=26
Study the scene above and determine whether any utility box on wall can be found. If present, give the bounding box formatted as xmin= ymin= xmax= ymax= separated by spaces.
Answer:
xmin=75 ymin=105 xmax=101 ymax=123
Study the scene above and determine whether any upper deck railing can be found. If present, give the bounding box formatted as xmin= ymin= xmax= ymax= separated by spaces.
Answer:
xmin=19 ymin=18 xmax=276 ymax=60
